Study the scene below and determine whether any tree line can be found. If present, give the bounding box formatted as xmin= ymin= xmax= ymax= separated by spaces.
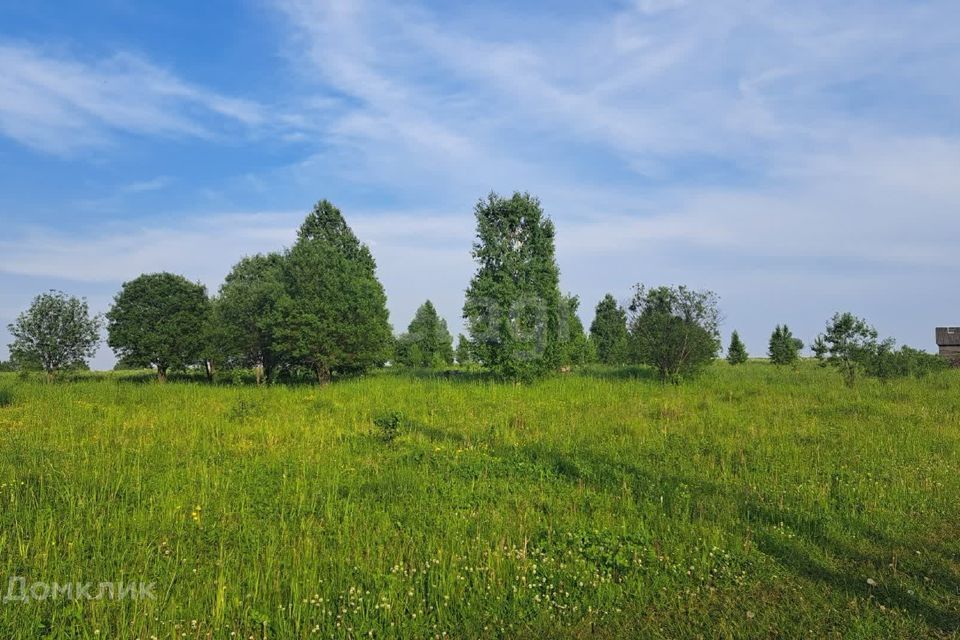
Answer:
xmin=4 ymin=193 xmax=948 ymax=385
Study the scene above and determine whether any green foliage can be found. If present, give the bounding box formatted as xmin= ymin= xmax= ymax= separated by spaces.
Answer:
xmin=463 ymin=192 xmax=563 ymax=381
xmin=812 ymin=312 xmax=879 ymax=387
xmin=395 ymin=300 xmax=454 ymax=368
xmin=372 ymin=410 xmax=404 ymax=442
xmin=0 ymin=387 xmax=11 ymax=407
xmin=0 ymin=361 xmax=15 ymax=373
xmin=272 ymin=200 xmax=392 ymax=383
xmin=726 ymin=330 xmax=748 ymax=365
xmin=559 ymin=294 xmax=595 ymax=366
xmin=589 ymin=293 xmax=628 ymax=365
xmin=454 ymin=333 xmax=472 ymax=366
xmin=7 ymin=290 xmax=101 ymax=380
xmin=859 ymin=343 xmax=949 ymax=381
xmin=106 ymin=273 xmax=210 ymax=382
xmin=768 ymin=324 xmax=804 ymax=365
xmin=216 ymin=253 xmax=286 ymax=383
xmin=627 ymin=284 xmax=721 ymax=382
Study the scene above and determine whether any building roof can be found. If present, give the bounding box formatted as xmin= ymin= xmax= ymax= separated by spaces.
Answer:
xmin=936 ymin=327 xmax=960 ymax=346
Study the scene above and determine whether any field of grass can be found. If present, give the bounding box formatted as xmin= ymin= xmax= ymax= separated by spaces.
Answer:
xmin=0 ymin=363 xmax=957 ymax=639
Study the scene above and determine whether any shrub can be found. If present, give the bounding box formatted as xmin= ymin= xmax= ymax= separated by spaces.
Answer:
xmin=373 ymin=411 xmax=404 ymax=442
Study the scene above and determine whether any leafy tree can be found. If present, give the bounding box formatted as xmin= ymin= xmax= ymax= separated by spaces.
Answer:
xmin=589 ymin=293 xmax=628 ymax=365
xmin=627 ymin=284 xmax=721 ymax=382
xmin=462 ymin=192 xmax=563 ymax=381
xmin=859 ymin=344 xmax=948 ymax=380
xmin=7 ymin=290 xmax=101 ymax=381
xmin=273 ymin=200 xmax=392 ymax=383
xmin=0 ymin=361 xmax=15 ymax=372
xmin=395 ymin=300 xmax=454 ymax=368
xmin=455 ymin=334 xmax=472 ymax=366
xmin=726 ymin=331 xmax=748 ymax=365
xmin=216 ymin=253 xmax=285 ymax=384
xmin=559 ymin=294 xmax=595 ymax=366
xmin=106 ymin=273 xmax=210 ymax=382
xmin=812 ymin=312 xmax=878 ymax=387
xmin=768 ymin=325 xmax=804 ymax=365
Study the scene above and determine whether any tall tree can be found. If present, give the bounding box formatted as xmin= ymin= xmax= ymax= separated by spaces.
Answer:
xmin=217 ymin=253 xmax=285 ymax=384
xmin=462 ymin=192 xmax=563 ymax=381
xmin=589 ymin=293 xmax=628 ymax=365
xmin=273 ymin=200 xmax=392 ymax=383
xmin=812 ymin=312 xmax=878 ymax=387
xmin=7 ymin=290 xmax=101 ymax=381
xmin=627 ymin=284 xmax=721 ymax=382
xmin=726 ymin=330 xmax=748 ymax=365
xmin=395 ymin=300 xmax=454 ymax=367
xmin=106 ymin=273 xmax=210 ymax=382
xmin=768 ymin=325 xmax=804 ymax=365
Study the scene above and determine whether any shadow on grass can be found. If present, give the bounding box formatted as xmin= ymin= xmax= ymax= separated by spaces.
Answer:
xmin=452 ymin=438 xmax=960 ymax=633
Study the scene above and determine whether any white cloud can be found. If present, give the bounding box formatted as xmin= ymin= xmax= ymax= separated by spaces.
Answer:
xmin=0 ymin=43 xmax=265 ymax=154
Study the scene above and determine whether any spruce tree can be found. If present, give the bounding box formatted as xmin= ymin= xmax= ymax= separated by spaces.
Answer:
xmin=463 ymin=192 xmax=563 ymax=381
xmin=726 ymin=330 xmax=748 ymax=365
xmin=768 ymin=324 xmax=804 ymax=365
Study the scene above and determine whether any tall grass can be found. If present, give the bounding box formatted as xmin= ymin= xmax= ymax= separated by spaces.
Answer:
xmin=0 ymin=363 xmax=957 ymax=638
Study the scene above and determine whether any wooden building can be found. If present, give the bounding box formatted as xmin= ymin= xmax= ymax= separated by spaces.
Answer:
xmin=936 ymin=327 xmax=960 ymax=364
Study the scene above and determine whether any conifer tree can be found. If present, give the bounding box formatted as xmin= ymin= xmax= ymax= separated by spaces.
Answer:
xmin=273 ymin=200 xmax=392 ymax=383
xmin=726 ymin=330 xmax=748 ymax=365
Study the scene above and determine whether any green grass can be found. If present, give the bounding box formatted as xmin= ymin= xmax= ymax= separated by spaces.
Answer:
xmin=0 ymin=363 xmax=957 ymax=638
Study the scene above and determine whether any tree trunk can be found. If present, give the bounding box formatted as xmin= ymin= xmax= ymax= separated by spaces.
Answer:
xmin=205 ymin=360 xmax=215 ymax=383
xmin=157 ymin=366 xmax=167 ymax=383
xmin=315 ymin=364 xmax=331 ymax=386
xmin=45 ymin=369 xmax=54 ymax=383
xmin=255 ymin=362 xmax=264 ymax=386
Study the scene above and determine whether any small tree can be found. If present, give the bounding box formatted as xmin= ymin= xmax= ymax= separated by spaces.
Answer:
xmin=812 ymin=312 xmax=878 ymax=387
xmin=627 ymin=284 xmax=721 ymax=382
xmin=726 ymin=331 xmax=748 ymax=365
xmin=7 ymin=290 xmax=101 ymax=381
xmin=768 ymin=325 xmax=804 ymax=365
xmin=462 ymin=192 xmax=563 ymax=381
xmin=395 ymin=300 xmax=454 ymax=368
xmin=559 ymin=294 xmax=595 ymax=366
xmin=106 ymin=273 xmax=210 ymax=382
xmin=455 ymin=334 xmax=472 ymax=366
xmin=217 ymin=253 xmax=286 ymax=384
xmin=589 ymin=293 xmax=628 ymax=365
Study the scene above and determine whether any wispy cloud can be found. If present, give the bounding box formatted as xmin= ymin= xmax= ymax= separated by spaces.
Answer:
xmin=2 ymin=0 xmax=958 ymax=365
xmin=0 ymin=42 xmax=265 ymax=154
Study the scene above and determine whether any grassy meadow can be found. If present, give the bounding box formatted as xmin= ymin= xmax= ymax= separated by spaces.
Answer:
xmin=0 ymin=363 xmax=957 ymax=638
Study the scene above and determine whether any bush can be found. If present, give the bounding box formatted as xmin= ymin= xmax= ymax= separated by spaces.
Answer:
xmin=859 ymin=344 xmax=948 ymax=381
xmin=373 ymin=411 xmax=404 ymax=442
xmin=627 ymin=284 xmax=721 ymax=382
xmin=0 ymin=388 xmax=12 ymax=408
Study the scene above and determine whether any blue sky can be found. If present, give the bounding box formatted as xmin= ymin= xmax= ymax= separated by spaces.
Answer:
xmin=1 ymin=0 xmax=958 ymax=369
